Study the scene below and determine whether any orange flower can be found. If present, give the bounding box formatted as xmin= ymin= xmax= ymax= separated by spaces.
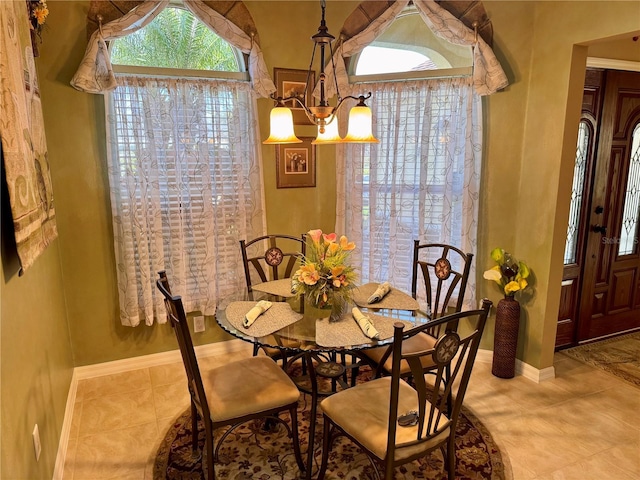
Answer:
xmin=299 ymin=264 xmax=319 ymax=285
xmin=339 ymin=235 xmax=356 ymax=251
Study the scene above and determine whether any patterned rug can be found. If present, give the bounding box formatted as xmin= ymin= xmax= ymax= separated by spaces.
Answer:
xmin=561 ymin=332 xmax=640 ymax=387
xmin=153 ymin=367 xmax=506 ymax=479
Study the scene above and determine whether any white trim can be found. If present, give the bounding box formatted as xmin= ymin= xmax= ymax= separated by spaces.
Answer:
xmin=74 ymin=339 xmax=252 ymax=380
xmin=476 ymin=349 xmax=556 ymax=383
xmin=52 ymin=369 xmax=78 ymax=480
xmin=52 ymin=339 xmax=251 ymax=478
xmin=586 ymin=57 xmax=640 ymax=72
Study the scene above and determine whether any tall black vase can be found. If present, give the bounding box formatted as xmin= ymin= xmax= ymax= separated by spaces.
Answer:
xmin=492 ymin=296 xmax=521 ymax=378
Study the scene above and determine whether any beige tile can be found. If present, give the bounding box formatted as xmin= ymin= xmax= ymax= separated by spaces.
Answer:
xmin=534 ymin=452 xmax=638 ymax=480
xmin=535 ymin=398 xmax=639 ymax=457
xmin=72 ymin=422 xmax=159 ymax=480
xmin=152 ymin=382 xmax=191 ymax=421
xmin=489 ymin=414 xmax=585 ymax=477
xmin=76 ymin=368 xmax=152 ymax=401
xmin=148 ymin=362 xmax=186 ymax=387
xmin=599 ymin=435 xmax=640 ymax=477
xmin=78 ymin=388 xmax=156 ymax=436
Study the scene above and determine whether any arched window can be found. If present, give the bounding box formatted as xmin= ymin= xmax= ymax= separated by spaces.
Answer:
xmin=338 ymin=6 xmax=480 ymax=309
xmin=110 ymin=6 xmax=244 ymax=72
xmin=105 ymin=5 xmax=264 ymax=326
xmin=351 ymin=7 xmax=472 ymax=77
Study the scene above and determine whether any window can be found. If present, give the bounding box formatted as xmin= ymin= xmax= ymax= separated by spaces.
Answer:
xmin=564 ymin=120 xmax=591 ymax=265
xmin=337 ymin=10 xmax=480 ymax=309
xmin=351 ymin=8 xmax=472 ymax=78
xmin=106 ymin=6 xmax=264 ymax=326
xmin=619 ymin=123 xmax=640 ymax=256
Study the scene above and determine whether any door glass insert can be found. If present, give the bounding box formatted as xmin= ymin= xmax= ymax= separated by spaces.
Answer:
xmin=619 ymin=123 xmax=640 ymax=256
xmin=564 ymin=120 xmax=590 ymax=264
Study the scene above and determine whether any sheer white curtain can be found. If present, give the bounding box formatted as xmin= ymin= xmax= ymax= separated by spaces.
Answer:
xmin=336 ymin=77 xmax=481 ymax=309
xmin=106 ymin=76 xmax=265 ymax=326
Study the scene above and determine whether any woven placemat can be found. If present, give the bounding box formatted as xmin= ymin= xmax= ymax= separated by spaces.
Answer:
xmin=225 ymin=301 xmax=302 ymax=337
xmin=251 ymin=279 xmax=295 ymax=298
xmin=315 ymin=312 xmax=414 ymax=348
xmin=352 ymin=283 xmax=420 ymax=311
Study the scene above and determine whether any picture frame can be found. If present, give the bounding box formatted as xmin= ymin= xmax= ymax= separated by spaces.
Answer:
xmin=276 ymin=137 xmax=316 ymax=188
xmin=274 ymin=68 xmax=315 ymax=125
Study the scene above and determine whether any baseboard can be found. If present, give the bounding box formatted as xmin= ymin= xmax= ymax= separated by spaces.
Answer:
xmin=52 ymin=369 xmax=78 ymax=480
xmin=53 ymin=339 xmax=251 ymax=479
xmin=476 ymin=349 xmax=556 ymax=383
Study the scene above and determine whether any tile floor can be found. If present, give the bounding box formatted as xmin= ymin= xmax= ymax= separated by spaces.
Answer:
xmin=62 ymin=348 xmax=640 ymax=480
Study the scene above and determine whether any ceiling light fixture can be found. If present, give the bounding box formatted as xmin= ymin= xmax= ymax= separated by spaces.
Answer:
xmin=263 ymin=0 xmax=379 ymax=145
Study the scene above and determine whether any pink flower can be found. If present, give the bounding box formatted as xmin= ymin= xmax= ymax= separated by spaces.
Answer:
xmin=307 ymin=229 xmax=323 ymax=244
xmin=323 ymin=232 xmax=337 ymax=244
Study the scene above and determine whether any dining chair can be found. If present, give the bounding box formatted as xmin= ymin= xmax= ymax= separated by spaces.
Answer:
xmin=363 ymin=241 xmax=474 ymax=379
xmin=317 ymin=299 xmax=492 ymax=480
xmin=156 ymin=271 xmax=305 ymax=480
xmin=239 ymin=234 xmax=306 ymax=364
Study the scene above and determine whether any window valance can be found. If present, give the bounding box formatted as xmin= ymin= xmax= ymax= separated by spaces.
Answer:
xmin=70 ymin=0 xmax=275 ymax=98
xmin=322 ymin=0 xmax=508 ymax=98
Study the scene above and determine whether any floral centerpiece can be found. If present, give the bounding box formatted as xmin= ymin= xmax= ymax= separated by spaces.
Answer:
xmin=292 ymin=229 xmax=358 ymax=319
xmin=483 ymin=247 xmax=530 ymax=298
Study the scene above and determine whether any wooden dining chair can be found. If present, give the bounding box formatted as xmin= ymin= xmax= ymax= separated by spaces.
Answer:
xmin=156 ymin=271 xmax=305 ymax=480
xmin=239 ymin=234 xmax=306 ymax=363
xmin=317 ymin=299 xmax=492 ymax=480
xmin=363 ymin=241 xmax=474 ymax=380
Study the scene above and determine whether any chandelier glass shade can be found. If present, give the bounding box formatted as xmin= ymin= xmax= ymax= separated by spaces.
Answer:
xmin=263 ymin=0 xmax=379 ymax=146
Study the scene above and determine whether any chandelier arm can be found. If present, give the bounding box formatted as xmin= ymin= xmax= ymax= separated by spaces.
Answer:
xmin=329 ymin=37 xmax=342 ymax=102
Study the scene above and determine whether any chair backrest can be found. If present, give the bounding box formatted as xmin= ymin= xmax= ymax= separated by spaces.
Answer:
xmin=239 ymin=234 xmax=306 ymax=291
xmin=385 ymin=299 xmax=492 ymax=460
xmin=411 ymin=241 xmax=473 ymax=332
xmin=156 ymin=271 xmax=211 ymax=423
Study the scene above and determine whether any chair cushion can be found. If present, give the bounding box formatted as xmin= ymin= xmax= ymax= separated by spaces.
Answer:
xmin=320 ymin=377 xmax=450 ymax=462
xmin=202 ymin=356 xmax=300 ymax=423
xmin=364 ymin=332 xmax=437 ymax=375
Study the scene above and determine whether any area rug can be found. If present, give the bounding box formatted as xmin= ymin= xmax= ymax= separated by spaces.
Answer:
xmin=153 ymin=368 xmax=506 ymax=479
xmin=561 ymin=332 xmax=640 ymax=387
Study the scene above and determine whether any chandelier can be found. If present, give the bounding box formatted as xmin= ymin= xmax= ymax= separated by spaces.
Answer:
xmin=263 ymin=0 xmax=379 ymax=145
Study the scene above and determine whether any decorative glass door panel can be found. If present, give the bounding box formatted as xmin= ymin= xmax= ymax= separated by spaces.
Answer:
xmin=618 ymin=123 xmax=640 ymax=256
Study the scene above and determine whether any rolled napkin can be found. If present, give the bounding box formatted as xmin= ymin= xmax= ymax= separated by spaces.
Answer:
xmin=352 ymin=307 xmax=380 ymax=339
xmin=243 ymin=300 xmax=272 ymax=328
xmin=367 ymin=281 xmax=391 ymax=304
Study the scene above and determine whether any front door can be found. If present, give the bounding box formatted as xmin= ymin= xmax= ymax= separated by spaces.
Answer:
xmin=557 ymin=69 xmax=640 ymax=347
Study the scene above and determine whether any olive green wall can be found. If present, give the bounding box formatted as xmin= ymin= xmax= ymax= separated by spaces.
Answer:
xmin=1 ymin=1 xmax=638 ymax=477
xmin=39 ymin=1 xmax=639 ymax=370
xmin=1 ymin=241 xmax=73 ymax=479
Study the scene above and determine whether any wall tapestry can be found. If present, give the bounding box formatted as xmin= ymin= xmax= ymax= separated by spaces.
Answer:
xmin=0 ymin=0 xmax=57 ymax=274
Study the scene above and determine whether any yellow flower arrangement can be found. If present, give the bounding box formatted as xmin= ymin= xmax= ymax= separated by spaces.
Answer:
xmin=292 ymin=229 xmax=358 ymax=309
xmin=483 ymin=248 xmax=530 ymax=298
xmin=28 ymin=0 xmax=49 ymax=40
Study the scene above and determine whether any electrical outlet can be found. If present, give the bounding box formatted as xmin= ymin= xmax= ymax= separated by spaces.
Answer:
xmin=32 ymin=424 xmax=41 ymax=462
xmin=194 ymin=315 xmax=205 ymax=333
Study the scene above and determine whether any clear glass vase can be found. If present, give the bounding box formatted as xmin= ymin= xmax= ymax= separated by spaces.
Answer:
xmin=305 ymin=291 xmax=347 ymax=322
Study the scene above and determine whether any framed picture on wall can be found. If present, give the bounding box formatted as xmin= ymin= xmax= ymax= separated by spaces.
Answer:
xmin=274 ymin=68 xmax=315 ymax=125
xmin=276 ymin=137 xmax=316 ymax=188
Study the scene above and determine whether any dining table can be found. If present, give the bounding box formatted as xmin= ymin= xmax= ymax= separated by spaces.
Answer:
xmin=215 ymin=279 xmax=433 ymax=479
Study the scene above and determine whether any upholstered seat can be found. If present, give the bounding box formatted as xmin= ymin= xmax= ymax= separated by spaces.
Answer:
xmin=318 ymin=300 xmax=491 ymax=480
xmin=363 ymin=332 xmax=437 ymax=376
xmin=202 ymin=356 xmax=300 ymax=423
xmin=320 ymin=377 xmax=450 ymax=462
xmin=156 ymin=271 xmax=304 ymax=479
